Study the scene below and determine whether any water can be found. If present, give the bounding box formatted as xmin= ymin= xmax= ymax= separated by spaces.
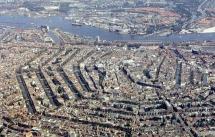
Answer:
xmin=0 ymin=15 xmax=215 ymax=42
xmin=48 ymin=31 xmax=61 ymax=44
xmin=201 ymin=46 xmax=215 ymax=53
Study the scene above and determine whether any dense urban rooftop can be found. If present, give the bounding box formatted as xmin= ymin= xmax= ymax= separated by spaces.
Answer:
xmin=0 ymin=1 xmax=215 ymax=137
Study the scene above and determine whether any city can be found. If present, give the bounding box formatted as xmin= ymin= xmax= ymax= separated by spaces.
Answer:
xmin=0 ymin=0 xmax=215 ymax=137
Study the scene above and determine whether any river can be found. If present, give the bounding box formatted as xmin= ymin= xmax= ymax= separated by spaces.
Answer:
xmin=0 ymin=15 xmax=215 ymax=42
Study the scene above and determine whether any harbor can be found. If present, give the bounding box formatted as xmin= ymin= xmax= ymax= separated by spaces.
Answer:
xmin=1 ymin=15 xmax=215 ymax=42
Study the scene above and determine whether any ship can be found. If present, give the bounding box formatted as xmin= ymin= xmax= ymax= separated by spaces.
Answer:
xmin=71 ymin=23 xmax=82 ymax=26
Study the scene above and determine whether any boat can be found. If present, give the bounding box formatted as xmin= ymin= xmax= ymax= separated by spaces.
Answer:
xmin=71 ymin=23 xmax=82 ymax=26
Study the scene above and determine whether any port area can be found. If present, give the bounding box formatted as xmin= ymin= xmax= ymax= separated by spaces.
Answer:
xmin=0 ymin=26 xmax=214 ymax=137
xmin=1 ymin=0 xmax=215 ymax=36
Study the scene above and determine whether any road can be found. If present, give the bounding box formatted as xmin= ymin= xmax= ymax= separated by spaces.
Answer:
xmin=197 ymin=0 xmax=208 ymax=16
xmin=182 ymin=0 xmax=208 ymax=30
